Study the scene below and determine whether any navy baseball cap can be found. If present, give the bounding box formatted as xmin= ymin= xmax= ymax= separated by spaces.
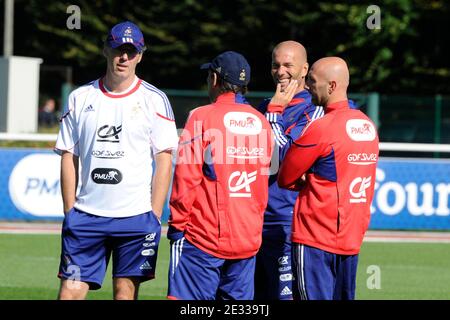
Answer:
xmin=106 ymin=21 xmax=146 ymax=52
xmin=201 ymin=51 xmax=251 ymax=86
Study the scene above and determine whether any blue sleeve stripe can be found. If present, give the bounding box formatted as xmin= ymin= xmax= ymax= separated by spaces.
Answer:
xmin=146 ymin=82 xmax=174 ymax=120
xmin=311 ymin=107 xmax=318 ymax=119
xmin=266 ymin=112 xmax=286 ymax=146
xmin=311 ymin=106 xmax=323 ymax=120
xmin=272 ymin=122 xmax=288 ymax=146
xmin=266 ymin=112 xmax=279 ymax=123
xmin=142 ymin=82 xmax=175 ymax=120
xmin=266 ymin=112 xmax=280 ymax=123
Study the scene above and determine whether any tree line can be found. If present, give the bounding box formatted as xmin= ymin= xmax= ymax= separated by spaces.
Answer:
xmin=1 ymin=0 xmax=449 ymax=94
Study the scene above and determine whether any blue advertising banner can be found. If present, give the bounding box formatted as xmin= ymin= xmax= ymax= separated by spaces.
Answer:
xmin=0 ymin=148 xmax=449 ymax=229
xmin=0 ymin=148 xmax=171 ymax=221
xmin=0 ymin=148 xmax=64 ymax=221
xmin=370 ymin=158 xmax=450 ymax=229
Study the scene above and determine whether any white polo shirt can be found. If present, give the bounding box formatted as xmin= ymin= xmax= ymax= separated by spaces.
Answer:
xmin=55 ymin=76 xmax=179 ymax=217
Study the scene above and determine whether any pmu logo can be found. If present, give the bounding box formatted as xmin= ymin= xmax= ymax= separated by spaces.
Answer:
xmin=349 ymin=176 xmax=372 ymax=203
xmin=91 ymin=168 xmax=123 ymax=184
xmin=228 ymin=170 xmax=257 ymax=198
xmin=346 ymin=119 xmax=376 ymax=141
xmin=96 ymin=125 xmax=122 ymax=143
xmin=229 ymin=117 xmax=255 ymax=128
xmin=223 ymin=112 xmax=262 ymax=135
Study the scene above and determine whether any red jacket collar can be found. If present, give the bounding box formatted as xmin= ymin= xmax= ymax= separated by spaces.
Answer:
xmin=215 ymin=92 xmax=237 ymax=103
xmin=325 ymin=100 xmax=349 ymax=113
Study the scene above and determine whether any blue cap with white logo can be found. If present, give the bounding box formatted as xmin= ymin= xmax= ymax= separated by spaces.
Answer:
xmin=201 ymin=51 xmax=251 ymax=87
xmin=106 ymin=21 xmax=146 ymax=53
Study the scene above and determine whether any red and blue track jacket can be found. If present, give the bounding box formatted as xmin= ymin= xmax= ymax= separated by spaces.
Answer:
xmin=258 ymin=90 xmax=324 ymax=225
xmin=168 ymin=93 xmax=273 ymax=259
xmin=278 ymin=100 xmax=379 ymax=255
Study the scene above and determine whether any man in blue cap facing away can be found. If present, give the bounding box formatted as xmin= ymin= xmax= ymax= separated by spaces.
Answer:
xmin=55 ymin=21 xmax=178 ymax=300
xmin=167 ymin=51 xmax=273 ymax=300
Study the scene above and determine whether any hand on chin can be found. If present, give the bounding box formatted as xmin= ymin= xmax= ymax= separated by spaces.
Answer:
xmin=278 ymin=79 xmax=290 ymax=92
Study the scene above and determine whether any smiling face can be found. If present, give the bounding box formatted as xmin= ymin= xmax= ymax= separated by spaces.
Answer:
xmin=271 ymin=42 xmax=308 ymax=93
xmin=103 ymin=44 xmax=142 ymax=81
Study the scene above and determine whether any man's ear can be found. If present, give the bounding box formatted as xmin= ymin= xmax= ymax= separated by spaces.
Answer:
xmin=211 ymin=72 xmax=218 ymax=87
xmin=328 ymin=80 xmax=337 ymax=94
xmin=301 ymin=62 xmax=309 ymax=78
xmin=137 ymin=53 xmax=143 ymax=64
xmin=102 ymin=46 xmax=108 ymax=58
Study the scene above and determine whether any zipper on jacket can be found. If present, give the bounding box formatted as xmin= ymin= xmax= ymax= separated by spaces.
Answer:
xmin=337 ymin=209 xmax=340 ymax=232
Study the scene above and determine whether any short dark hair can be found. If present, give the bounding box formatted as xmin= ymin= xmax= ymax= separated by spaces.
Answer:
xmin=214 ymin=72 xmax=248 ymax=95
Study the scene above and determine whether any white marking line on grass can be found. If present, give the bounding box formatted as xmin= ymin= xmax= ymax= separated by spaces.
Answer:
xmin=364 ymin=237 xmax=450 ymax=243
xmin=364 ymin=231 xmax=450 ymax=243
xmin=0 ymin=223 xmax=62 ymax=234
xmin=0 ymin=223 xmax=170 ymax=236
xmin=1 ymin=223 xmax=450 ymax=243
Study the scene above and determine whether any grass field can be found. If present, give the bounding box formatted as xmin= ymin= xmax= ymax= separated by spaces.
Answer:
xmin=0 ymin=233 xmax=449 ymax=300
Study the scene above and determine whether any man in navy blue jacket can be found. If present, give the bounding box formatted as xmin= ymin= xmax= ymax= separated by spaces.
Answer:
xmin=254 ymin=40 xmax=324 ymax=300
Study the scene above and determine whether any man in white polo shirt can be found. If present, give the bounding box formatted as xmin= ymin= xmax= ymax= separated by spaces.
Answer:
xmin=54 ymin=21 xmax=178 ymax=300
